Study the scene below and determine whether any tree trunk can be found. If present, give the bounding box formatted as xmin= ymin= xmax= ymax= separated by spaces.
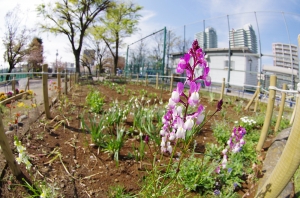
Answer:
xmin=5 ymin=66 xmax=14 ymax=81
xmin=74 ymin=50 xmax=81 ymax=75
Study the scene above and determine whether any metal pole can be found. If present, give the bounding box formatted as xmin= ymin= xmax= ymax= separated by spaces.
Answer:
xmin=282 ymin=12 xmax=294 ymax=89
xmin=183 ymin=25 xmax=186 ymax=53
xmin=254 ymin=12 xmax=263 ymax=87
xmin=227 ymin=15 xmax=231 ymax=90
xmin=203 ymin=20 xmax=206 ymax=52
xmin=163 ymin=27 xmax=167 ymax=75
xmin=166 ymin=30 xmax=171 ymax=76
xmin=125 ymin=45 xmax=129 ymax=74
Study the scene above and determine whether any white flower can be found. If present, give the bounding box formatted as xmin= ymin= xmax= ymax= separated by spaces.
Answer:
xmin=167 ymin=142 xmax=172 ymax=153
xmin=184 ymin=117 xmax=194 ymax=130
xmin=221 ymin=155 xmax=227 ymax=169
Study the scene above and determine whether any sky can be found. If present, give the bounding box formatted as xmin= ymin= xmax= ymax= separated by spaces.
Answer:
xmin=0 ymin=0 xmax=300 ymax=69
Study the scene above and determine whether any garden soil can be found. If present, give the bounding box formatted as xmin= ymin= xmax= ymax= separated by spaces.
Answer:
xmin=0 ymin=81 xmax=279 ymax=197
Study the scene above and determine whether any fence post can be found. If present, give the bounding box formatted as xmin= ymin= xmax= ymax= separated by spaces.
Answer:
xmin=57 ymin=68 xmax=62 ymax=99
xmin=137 ymin=73 xmax=139 ymax=83
xmin=156 ymin=73 xmax=159 ymax=89
xmin=220 ymin=78 xmax=225 ymax=100
xmin=64 ymin=70 xmax=68 ymax=95
xmin=169 ymin=74 xmax=174 ymax=92
xmin=69 ymin=73 xmax=71 ymax=90
xmin=256 ymin=75 xmax=277 ymax=152
xmin=12 ymin=76 xmax=16 ymax=96
xmin=245 ymin=81 xmax=260 ymax=111
xmin=255 ymin=93 xmax=300 ymax=197
xmin=25 ymin=75 xmax=30 ymax=91
xmin=274 ymin=84 xmax=287 ymax=133
xmin=145 ymin=74 xmax=148 ymax=86
xmin=43 ymin=64 xmax=51 ymax=119
xmin=0 ymin=113 xmax=22 ymax=177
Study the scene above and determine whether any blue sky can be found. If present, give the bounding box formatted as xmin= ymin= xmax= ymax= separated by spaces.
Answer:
xmin=0 ymin=0 xmax=300 ymax=68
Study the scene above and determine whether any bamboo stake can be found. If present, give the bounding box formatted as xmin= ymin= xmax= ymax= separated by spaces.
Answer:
xmin=290 ymin=97 xmax=298 ymax=125
xmin=43 ymin=64 xmax=51 ymax=119
xmin=220 ymin=78 xmax=225 ymax=100
xmin=274 ymin=84 xmax=287 ymax=133
xmin=256 ymin=94 xmax=300 ymax=198
xmin=57 ymin=68 xmax=62 ymax=99
xmin=245 ymin=81 xmax=260 ymax=111
xmin=169 ymin=74 xmax=174 ymax=92
xmin=0 ymin=113 xmax=22 ymax=177
xmin=256 ymin=75 xmax=277 ymax=152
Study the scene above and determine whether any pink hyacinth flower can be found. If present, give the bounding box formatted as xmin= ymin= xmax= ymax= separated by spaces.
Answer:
xmin=171 ymin=82 xmax=184 ymax=103
xmin=176 ymin=54 xmax=190 ymax=74
xmin=188 ymin=82 xmax=201 ymax=106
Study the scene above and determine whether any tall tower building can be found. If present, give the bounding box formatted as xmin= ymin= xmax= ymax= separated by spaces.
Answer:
xmin=272 ymin=43 xmax=298 ymax=70
xmin=195 ymin=27 xmax=218 ymax=49
xmin=229 ymin=24 xmax=257 ymax=53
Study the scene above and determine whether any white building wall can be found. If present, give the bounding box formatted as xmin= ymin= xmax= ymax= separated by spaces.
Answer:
xmin=208 ymin=55 xmax=257 ymax=87
xmin=170 ymin=53 xmax=258 ymax=89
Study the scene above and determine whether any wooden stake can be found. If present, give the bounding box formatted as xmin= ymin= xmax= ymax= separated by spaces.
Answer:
xmin=220 ymin=78 xmax=225 ymax=100
xmin=43 ymin=65 xmax=51 ymax=119
xmin=0 ymin=113 xmax=22 ymax=177
xmin=57 ymin=68 xmax=62 ymax=99
xmin=245 ymin=81 xmax=260 ymax=111
xmin=64 ymin=70 xmax=68 ymax=95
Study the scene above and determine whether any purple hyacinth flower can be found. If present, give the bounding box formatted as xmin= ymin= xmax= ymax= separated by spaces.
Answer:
xmin=144 ymin=135 xmax=149 ymax=144
xmin=217 ymin=99 xmax=223 ymax=111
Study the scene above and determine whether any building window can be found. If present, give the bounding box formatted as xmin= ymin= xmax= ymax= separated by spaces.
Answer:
xmin=224 ymin=60 xmax=235 ymax=69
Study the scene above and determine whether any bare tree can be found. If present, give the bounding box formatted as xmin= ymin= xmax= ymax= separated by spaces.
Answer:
xmin=82 ymin=35 xmax=110 ymax=76
xmin=2 ymin=6 xmax=32 ymax=80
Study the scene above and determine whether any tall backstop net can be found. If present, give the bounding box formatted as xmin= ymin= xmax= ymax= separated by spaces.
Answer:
xmin=124 ymin=27 xmax=167 ymax=76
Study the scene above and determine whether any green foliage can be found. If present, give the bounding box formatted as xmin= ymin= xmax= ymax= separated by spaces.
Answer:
xmin=233 ymin=100 xmax=244 ymax=115
xmin=174 ymin=155 xmax=217 ymax=193
xmin=86 ymin=91 xmax=105 ymax=113
xmin=108 ymin=185 xmax=135 ymax=198
xmin=278 ymin=115 xmax=290 ymax=131
xmin=82 ymin=115 xmax=107 ymax=148
xmin=212 ymin=121 xmax=231 ymax=145
xmin=104 ymin=126 xmax=125 ymax=165
xmin=91 ymin=1 xmax=142 ymax=74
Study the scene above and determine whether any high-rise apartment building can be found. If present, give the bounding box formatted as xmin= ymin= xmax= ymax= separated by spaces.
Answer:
xmin=195 ymin=27 xmax=218 ymax=49
xmin=229 ymin=24 xmax=257 ymax=53
xmin=272 ymin=43 xmax=298 ymax=70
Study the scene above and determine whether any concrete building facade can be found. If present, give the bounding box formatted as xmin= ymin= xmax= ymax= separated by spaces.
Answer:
xmin=195 ymin=27 xmax=218 ymax=49
xmin=229 ymin=24 xmax=258 ymax=54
